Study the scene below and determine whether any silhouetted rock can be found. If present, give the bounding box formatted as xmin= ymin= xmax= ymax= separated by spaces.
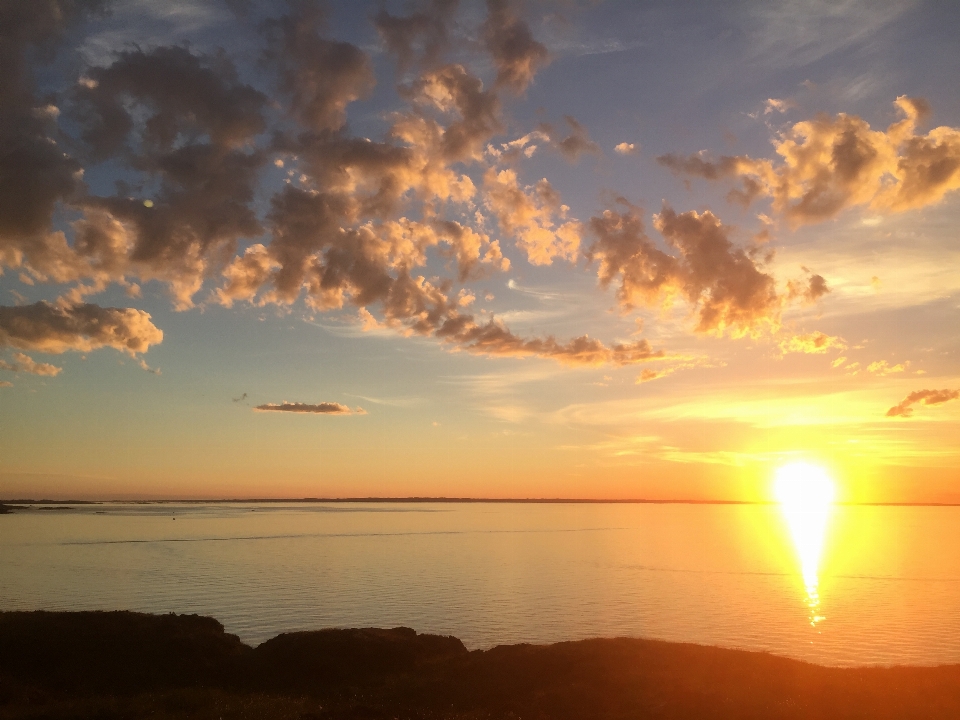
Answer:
xmin=251 ymin=627 xmax=467 ymax=691
xmin=0 ymin=611 xmax=249 ymax=696
xmin=2 ymin=611 xmax=960 ymax=719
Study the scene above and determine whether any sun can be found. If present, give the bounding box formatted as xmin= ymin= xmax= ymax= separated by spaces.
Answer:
xmin=774 ymin=462 xmax=835 ymax=625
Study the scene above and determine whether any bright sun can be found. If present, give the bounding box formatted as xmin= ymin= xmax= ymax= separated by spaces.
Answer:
xmin=775 ymin=462 xmax=835 ymax=624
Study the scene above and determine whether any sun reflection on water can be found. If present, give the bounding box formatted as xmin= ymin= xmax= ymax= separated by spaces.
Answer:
xmin=775 ymin=462 xmax=835 ymax=628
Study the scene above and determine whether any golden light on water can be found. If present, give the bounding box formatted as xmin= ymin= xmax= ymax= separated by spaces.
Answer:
xmin=775 ymin=462 xmax=835 ymax=627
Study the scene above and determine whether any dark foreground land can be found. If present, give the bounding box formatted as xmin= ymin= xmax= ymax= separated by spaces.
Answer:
xmin=2 ymin=612 xmax=959 ymax=719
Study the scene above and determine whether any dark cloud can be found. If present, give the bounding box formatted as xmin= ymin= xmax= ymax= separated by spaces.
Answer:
xmin=0 ymin=302 xmax=163 ymax=355
xmin=886 ymin=389 xmax=960 ymax=418
xmin=374 ymin=0 xmax=458 ymax=70
xmin=482 ymin=0 xmax=549 ymax=94
xmin=0 ymin=1 xmax=106 ymax=275
xmin=262 ymin=0 xmax=375 ymax=132
xmin=254 ymin=401 xmax=366 ymax=415
xmin=537 ymin=115 xmax=600 ymax=163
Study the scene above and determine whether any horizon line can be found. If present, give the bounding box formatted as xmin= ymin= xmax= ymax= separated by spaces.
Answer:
xmin=3 ymin=497 xmax=960 ymax=507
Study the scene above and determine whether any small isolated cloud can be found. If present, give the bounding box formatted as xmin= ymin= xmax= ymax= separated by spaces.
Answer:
xmin=637 ymin=367 xmax=672 ymax=383
xmin=233 ymin=392 xmax=248 ymax=403
xmin=614 ymin=142 xmax=638 ymax=155
xmin=868 ymin=360 xmax=909 ymax=376
xmin=886 ymin=389 xmax=960 ymax=418
xmin=0 ymin=352 xmax=61 ymax=376
xmin=763 ymin=98 xmax=795 ymax=115
xmin=779 ymin=331 xmax=846 ymax=355
xmin=254 ymin=401 xmax=367 ymax=415
xmin=786 ymin=269 xmax=829 ymax=304
xmin=0 ymin=381 xmax=12 ymax=388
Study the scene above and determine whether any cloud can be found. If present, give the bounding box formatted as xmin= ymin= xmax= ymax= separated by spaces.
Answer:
xmin=868 ymin=360 xmax=909 ymax=376
xmin=614 ymin=142 xmax=638 ymax=155
xmin=886 ymin=389 xmax=960 ymax=418
xmin=779 ymin=331 xmax=846 ymax=355
xmin=0 ymin=352 xmax=62 ymax=376
xmin=261 ymin=0 xmax=375 ymax=132
xmin=484 ymin=168 xmax=581 ymax=265
xmin=0 ymin=302 xmax=163 ymax=355
xmin=482 ymin=0 xmax=549 ymax=94
xmin=374 ymin=0 xmax=457 ymax=70
xmin=536 ymin=115 xmax=600 ymax=163
xmin=786 ymin=270 xmax=829 ymax=304
xmin=657 ymin=97 xmax=960 ymax=226
xmin=254 ymin=401 xmax=366 ymax=415
xmin=763 ymin=98 xmax=795 ymax=115
xmin=0 ymin=1 xmax=105 ymax=280
xmin=587 ymin=202 xmax=781 ymax=337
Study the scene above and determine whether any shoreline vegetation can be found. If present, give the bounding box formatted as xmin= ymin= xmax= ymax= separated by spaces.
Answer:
xmin=2 ymin=612 xmax=959 ymax=719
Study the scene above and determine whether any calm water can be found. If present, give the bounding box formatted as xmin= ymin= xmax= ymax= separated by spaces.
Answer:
xmin=2 ymin=502 xmax=960 ymax=667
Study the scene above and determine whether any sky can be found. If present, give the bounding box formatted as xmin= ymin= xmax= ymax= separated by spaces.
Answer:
xmin=1 ymin=0 xmax=959 ymax=502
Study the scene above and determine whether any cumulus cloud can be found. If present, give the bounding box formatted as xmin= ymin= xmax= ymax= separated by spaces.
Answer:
xmin=484 ymin=169 xmax=581 ymax=265
xmin=587 ymin=202 xmax=781 ymax=337
xmin=658 ymin=97 xmax=960 ymax=226
xmin=615 ymin=142 xmax=638 ymax=155
xmin=0 ymin=351 xmax=62 ymax=376
xmin=886 ymin=389 xmax=960 ymax=418
xmin=262 ymin=0 xmax=375 ymax=132
xmin=254 ymin=401 xmax=367 ymax=415
xmin=0 ymin=1 xmax=104 ymax=279
xmin=482 ymin=0 xmax=549 ymax=94
xmin=0 ymin=302 xmax=163 ymax=355
xmin=779 ymin=331 xmax=846 ymax=354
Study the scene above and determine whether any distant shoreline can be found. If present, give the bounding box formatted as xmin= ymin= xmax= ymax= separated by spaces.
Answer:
xmin=3 ymin=497 xmax=960 ymax=507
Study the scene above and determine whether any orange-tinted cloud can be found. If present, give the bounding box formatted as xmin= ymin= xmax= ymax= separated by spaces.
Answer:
xmin=0 ymin=351 xmax=62 ymax=376
xmin=483 ymin=168 xmax=581 ymax=265
xmin=886 ymin=389 xmax=960 ymax=417
xmin=587 ymin=202 xmax=781 ymax=337
xmin=779 ymin=331 xmax=846 ymax=355
xmin=868 ymin=360 xmax=909 ymax=376
xmin=658 ymin=97 xmax=960 ymax=226
xmin=254 ymin=401 xmax=367 ymax=415
xmin=0 ymin=302 xmax=163 ymax=355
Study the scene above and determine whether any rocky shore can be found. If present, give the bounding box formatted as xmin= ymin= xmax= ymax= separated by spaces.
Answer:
xmin=1 ymin=611 xmax=958 ymax=719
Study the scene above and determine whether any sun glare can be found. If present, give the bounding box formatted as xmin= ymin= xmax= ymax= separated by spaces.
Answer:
xmin=775 ymin=462 xmax=835 ymax=627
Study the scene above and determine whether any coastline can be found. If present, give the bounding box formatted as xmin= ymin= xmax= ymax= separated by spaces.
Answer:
xmin=2 ymin=611 xmax=959 ymax=719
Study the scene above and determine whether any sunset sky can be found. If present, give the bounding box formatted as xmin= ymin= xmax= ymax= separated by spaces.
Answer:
xmin=1 ymin=0 xmax=959 ymax=502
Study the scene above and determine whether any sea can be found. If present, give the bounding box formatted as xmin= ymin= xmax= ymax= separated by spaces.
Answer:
xmin=2 ymin=501 xmax=959 ymax=667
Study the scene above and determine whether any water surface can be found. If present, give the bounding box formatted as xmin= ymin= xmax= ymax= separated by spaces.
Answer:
xmin=2 ymin=502 xmax=959 ymax=666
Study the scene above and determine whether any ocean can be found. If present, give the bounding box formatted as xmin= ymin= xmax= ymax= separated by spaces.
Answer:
xmin=2 ymin=501 xmax=959 ymax=667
